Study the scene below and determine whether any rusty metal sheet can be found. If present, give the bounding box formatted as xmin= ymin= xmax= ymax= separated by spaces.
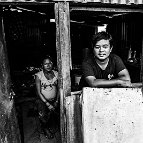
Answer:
xmin=82 ymin=87 xmax=143 ymax=143
xmin=0 ymin=0 xmax=142 ymax=5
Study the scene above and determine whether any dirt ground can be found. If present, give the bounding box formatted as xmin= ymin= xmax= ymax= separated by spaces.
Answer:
xmin=16 ymin=100 xmax=61 ymax=143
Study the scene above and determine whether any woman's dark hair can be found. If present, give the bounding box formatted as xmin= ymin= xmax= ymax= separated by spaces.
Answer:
xmin=91 ymin=31 xmax=113 ymax=48
xmin=42 ymin=55 xmax=53 ymax=63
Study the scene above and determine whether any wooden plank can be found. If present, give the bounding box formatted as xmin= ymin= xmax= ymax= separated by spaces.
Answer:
xmin=141 ymin=37 xmax=143 ymax=87
xmin=82 ymin=87 xmax=143 ymax=143
xmin=70 ymin=6 xmax=143 ymax=13
xmin=55 ymin=2 xmax=71 ymax=143
xmin=0 ymin=0 xmax=143 ymax=5
xmin=65 ymin=92 xmax=83 ymax=143
xmin=0 ymin=12 xmax=21 ymax=143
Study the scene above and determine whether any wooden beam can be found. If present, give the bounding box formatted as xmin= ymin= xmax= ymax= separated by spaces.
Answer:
xmin=65 ymin=93 xmax=83 ymax=143
xmin=141 ymin=36 xmax=143 ymax=88
xmin=0 ymin=0 xmax=143 ymax=5
xmin=55 ymin=2 xmax=71 ymax=143
xmin=70 ymin=6 xmax=143 ymax=13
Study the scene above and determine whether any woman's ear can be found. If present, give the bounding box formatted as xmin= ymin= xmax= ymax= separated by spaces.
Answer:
xmin=110 ymin=46 xmax=113 ymax=53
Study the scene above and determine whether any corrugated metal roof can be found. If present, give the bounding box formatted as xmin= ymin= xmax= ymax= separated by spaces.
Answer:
xmin=0 ymin=0 xmax=143 ymax=5
xmin=84 ymin=0 xmax=143 ymax=4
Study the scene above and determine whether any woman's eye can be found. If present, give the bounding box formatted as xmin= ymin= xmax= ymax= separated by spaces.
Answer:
xmin=44 ymin=63 xmax=52 ymax=66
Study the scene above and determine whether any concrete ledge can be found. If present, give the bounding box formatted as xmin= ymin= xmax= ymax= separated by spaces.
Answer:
xmin=82 ymin=87 xmax=143 ymax=143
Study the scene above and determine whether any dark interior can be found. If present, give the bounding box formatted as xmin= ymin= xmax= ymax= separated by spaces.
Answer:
xmin=1 ymin=4 xmax=143 ymax=92
xmin=70 ymin=5 xmax=143 ymax=87
xmin=0 ymin=3 xmax=142 ymax=94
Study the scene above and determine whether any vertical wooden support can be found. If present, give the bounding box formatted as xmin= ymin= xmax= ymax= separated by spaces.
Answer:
xmin=65 ymin=93 xmax=83 ymax=143
xmin=0 ymin=13 xmax=21 ymax=143
xmin=55 ymin=2 xmax=71 ymax=143
xmin=141 ymin=37 xmax=143 ymax=87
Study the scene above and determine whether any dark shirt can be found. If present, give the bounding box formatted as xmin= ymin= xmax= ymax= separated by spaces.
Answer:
xmin=79 ymin=54 xmax=126 ymax=88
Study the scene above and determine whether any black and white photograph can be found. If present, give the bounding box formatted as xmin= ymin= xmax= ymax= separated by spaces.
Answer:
xmin=0 ymin=1 xmax=143 ymax=143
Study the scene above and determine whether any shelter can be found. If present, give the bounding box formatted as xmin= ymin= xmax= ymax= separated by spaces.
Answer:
xmin=0 ymin=0 xmax=143 ymax=143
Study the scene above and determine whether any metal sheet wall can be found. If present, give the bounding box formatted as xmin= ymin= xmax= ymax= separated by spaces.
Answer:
xmin=0 ymin=0 xmax=142 ymax=5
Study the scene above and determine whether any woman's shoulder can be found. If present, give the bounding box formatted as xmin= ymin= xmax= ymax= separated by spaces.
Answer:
xmin=35 ymin=70 xmax=44 ymax=78
xmin=35 ymin=70 xmax=43 ymax=75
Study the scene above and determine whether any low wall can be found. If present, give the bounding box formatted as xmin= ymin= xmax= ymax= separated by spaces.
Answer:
xmin=82 ymin=87 xmax=143 ymax=143
xmin=66 ymin=92 xmax=83 ymax=143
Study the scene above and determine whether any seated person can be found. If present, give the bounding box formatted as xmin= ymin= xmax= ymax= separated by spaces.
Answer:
xmin=80 ymin=31 xmax=132 ymax=88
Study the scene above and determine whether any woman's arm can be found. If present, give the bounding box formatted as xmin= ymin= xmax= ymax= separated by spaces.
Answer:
xmin=56 ymin=86 xmax=60 ymax=102
xmin=55 ymin=71 xmax=59 ymax=102
xmin=54 ymin=76 xmax=60 ymax=107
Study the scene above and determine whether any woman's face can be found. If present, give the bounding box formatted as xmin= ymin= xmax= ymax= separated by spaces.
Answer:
xmin=93 ymin=39 xmax=112 ymax=61
xmin=43 ymin=58 xmax=53 ymax=71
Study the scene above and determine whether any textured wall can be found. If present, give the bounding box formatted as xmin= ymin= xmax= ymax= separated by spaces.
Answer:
xmin=82 ymin=87 xmax=143 ymax=143
xmin=0 ymin=0 xmax=143 ymax=4
xmin=0 ymin=15 xmax=21 ymax=143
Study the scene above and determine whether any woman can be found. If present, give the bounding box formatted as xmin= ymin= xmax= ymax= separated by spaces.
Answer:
xmin=35 ymin=55 xmax=59 ymax=139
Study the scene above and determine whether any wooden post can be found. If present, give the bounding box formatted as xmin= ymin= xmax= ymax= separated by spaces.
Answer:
xmin=65 ymin=92 xmax=83 ymax=143
xmin=55 ymin=2 xmax=71 ymax=143
xmin=141 ymin=37 xmax=143 ymax=89
xmin=0 ymin=12 xmax=21 ymax=143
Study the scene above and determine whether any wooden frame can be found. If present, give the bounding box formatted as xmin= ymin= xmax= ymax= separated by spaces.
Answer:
xmin=0 ymin=1 xmax=143 ymax=143
xmin=54 ymin=2 xmax=143 ymax=143
xmin=55 ymin=2 xmax=71 ymax=142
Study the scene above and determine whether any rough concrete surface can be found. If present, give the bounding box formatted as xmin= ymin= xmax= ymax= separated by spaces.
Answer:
xmin=82 ymin=88 xmax=143 ymax=143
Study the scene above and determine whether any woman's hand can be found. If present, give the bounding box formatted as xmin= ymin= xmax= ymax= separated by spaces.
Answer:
xmin=46 ymin=102 xmax=55 ymax=110
xmin=53 ymin=101 xmax=58 ymax=108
